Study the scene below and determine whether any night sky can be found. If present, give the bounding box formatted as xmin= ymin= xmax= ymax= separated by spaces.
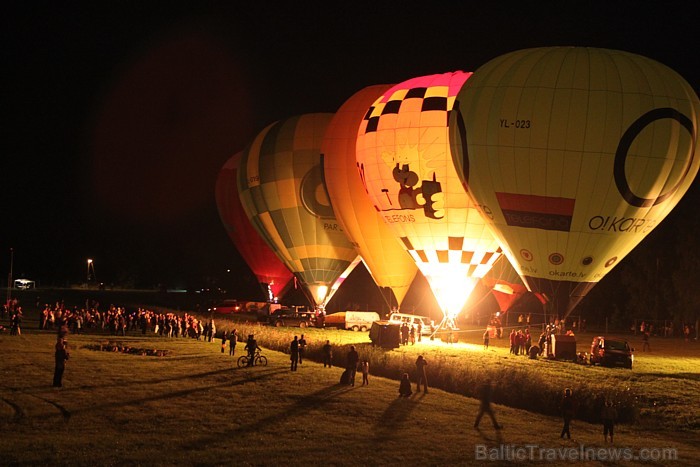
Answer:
xmin=4 ymin=2 xmax=699 ymax=300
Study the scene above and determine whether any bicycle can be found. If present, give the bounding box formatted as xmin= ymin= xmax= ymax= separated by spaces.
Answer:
xmin=237 ymin=349 xmax=268 ymax=368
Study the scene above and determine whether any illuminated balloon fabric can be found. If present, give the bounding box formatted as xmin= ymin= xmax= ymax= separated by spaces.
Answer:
xmin=214 ymin=152 xmax=293 ymax=299
xmin=238 ymin=113 xmax=359 ymax=308
xmin=322 ymin=84 xmax=419 ymax=307
xmin=480 ymin=255 xmax=546 ymax=313
xmin=356 ymin=72 xmax=503 ymax=319
xmin=450 ymin=47 xmax=700 ymax=317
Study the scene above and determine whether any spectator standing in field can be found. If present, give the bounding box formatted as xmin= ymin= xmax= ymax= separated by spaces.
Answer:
xmin=474 ymin=380 xmax=502 ymax=430
xmin=360 ymin=360 xmax=370 ymax=385
xmin=229 ymin=329 xmax=238 ymax=356
xmin=416 ymin=322 xmax=423 ymax=342
xmin=560 ymin=388 xmax=576 ymax=439
xmin=642 ymin=332 xmax=650 ymax=352
xmin=346 ymin=345 xmax=359 ymax=386
xmin=298 ymin=334 xmax=307 ymax=364
xmin=601 ymin=400 xmax=618 ymax=443
xmin=221 ymin=331 xmax=227 ymax=353
xmin=415 ymin=355 xmax=429 ymax=393
xmin=483 ymin=330 xmax=490 ymax=350
xmin=322 ymin=340 xmax=333 ymax=367
xmin=53 ymin=337 xmax=70 ymax=388
xmin=290 ymin=336 xmax=299 ymax=371
xmin=398 ymin=372 xmax=412 ymax=397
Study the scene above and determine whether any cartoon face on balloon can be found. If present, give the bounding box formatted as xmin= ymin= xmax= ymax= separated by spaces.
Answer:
xmin=356 ymin=72 xmax=502 ymax=323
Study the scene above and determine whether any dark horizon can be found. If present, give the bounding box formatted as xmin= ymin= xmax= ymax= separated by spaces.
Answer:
xmin=4 ymin=2 xmax=699 ymax=320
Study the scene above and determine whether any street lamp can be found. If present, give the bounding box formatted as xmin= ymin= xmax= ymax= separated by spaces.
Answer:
xmin=87 ymin=259 xmax=94 ymax=283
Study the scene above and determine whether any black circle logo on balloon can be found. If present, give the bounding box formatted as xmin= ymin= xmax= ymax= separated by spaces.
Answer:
xmin=614 ymin=108 xmax=696 ymax=208
xmin=300 ymin=161 xmax=335 ymax=219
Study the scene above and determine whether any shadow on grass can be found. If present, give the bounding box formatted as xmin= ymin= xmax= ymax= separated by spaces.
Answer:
xmin=184 ymin=383 xmax=355 ymax=448
xmin=371 ymin=391 xmax=425 ymax=444
xmin=2 ymin=367 xmax=288 ymax=425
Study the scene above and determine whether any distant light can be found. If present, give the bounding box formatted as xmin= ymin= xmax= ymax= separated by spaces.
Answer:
xmin=87 ymin=259 xmax=93 ymax=264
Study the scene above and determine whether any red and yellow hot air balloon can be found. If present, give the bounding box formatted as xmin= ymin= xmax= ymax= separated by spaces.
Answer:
xmin=215 ymin=152 xmax=293 ymax=300
xmin=356 ymin=72 xmax=503 ymax=329
xmin=323 ymin=84 xmax=419 ymax=310
xmin=450 ymin=47 xmax=700 ymax=318
xmin=238 ymin=114 xmax=360 ymax=311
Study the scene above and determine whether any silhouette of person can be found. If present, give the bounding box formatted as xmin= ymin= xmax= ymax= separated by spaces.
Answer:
xmin=415 ymin=355 xmax=428 ymax=393
xmin=398 ymin=373 xmax=412 ymax=397
xmin=474 ymin=380 xmax=501 ymax=430
xmin=53 ymin=337 xmax=69 ymax=388
xmin=560 ymin=388 xmax=576 ymax=439
xmin=290 ymin=335 xmax=299 ymax=371
xmin=322 ymin=340 xmax=332 ymax=367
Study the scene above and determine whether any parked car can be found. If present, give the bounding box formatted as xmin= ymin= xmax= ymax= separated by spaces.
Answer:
xmin=268 ymin=307 xmax=316 ymax=328
xmin=589 ymin=336 xmax=634 ymax=369
xmin=388 ymin=312 xmax=433 ymax=335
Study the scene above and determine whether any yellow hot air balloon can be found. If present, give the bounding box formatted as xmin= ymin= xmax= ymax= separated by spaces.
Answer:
xmin=323 ymin=84 xmax=419 ymax=310
xmin=356 ymin=72 xmax=503 ymax=329
xmin=450 ymin=47 xmax=700 ymax=318
xmin=238 ymin=113 xmax=360 ymax=311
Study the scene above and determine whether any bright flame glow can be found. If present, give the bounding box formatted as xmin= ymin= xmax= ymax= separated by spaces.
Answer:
xmin=315 ymin=285 xmax=328 ymax=304
xmin=493 ymin=283 xmax=514 ymax=294
xmin=420 ymin=262 xmax=479 ymax=320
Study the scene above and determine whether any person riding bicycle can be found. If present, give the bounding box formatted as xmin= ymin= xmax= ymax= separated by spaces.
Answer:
xmin=244 ymin=334 xmax=261 ymax=367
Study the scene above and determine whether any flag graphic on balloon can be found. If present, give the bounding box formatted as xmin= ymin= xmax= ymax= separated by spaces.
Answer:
xmin=449 ymin=47 xmax=700 ymax=318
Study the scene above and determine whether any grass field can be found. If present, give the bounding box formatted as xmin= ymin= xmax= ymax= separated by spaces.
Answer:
xmin=1 ymin=298 xmax=698 ymax=465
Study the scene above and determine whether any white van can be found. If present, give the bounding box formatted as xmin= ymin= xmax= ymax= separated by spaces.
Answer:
xmin=388 ymin=313 xmax=433 ymax=335
xmin=324 ymin=311 xmax=381 ymax=331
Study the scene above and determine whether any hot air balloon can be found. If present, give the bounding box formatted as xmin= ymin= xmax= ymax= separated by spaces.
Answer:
xmin=356 ymin=72 xmax=503 ymax=330
xmin=323 ymin=84 xmax=419 ymax=311
xmin=215 ymin=152 xmax=293 ymax=301
xmin=450 ymin=47 xmax=700 ymax=319
xmin=238 ymin=113 xmax=360 ymax=312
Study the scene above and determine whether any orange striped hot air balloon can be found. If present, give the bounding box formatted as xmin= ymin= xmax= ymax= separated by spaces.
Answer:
xmin=323 ymin=84 xmax=418 ymax=311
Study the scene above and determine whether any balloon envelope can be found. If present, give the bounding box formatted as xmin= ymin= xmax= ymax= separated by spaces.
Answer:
xmin=238 ymin=114 xmax=359 ymax=309
xmin=450 ymin=47 xmax=700 ymax=317
xmin=323 ymin=84 xmax=418 ymax=308
xmin=215 ymin=152 xmax=293 ymax=299
xmin=356 ymin=72 xmax=503 ymax=323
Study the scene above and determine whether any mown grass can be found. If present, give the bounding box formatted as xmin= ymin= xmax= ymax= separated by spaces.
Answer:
xmin=213 ymin=317 xmax=700 ymax=431
xmin=1 ymin=324 xmax=698 ymax=466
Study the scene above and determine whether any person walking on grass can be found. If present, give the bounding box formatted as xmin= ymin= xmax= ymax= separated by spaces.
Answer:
xmin=601 ymin=400 xmax=618 ymax=443
xmin=221 ymin=331 xmax=227 ymax=354
xmin=483 ymin=330 xmax=490 ymax=350
xmin=560 ymin=388 xmax=577 ymax=439
xmin=474 ymin=380 xmax=501 ymax=430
